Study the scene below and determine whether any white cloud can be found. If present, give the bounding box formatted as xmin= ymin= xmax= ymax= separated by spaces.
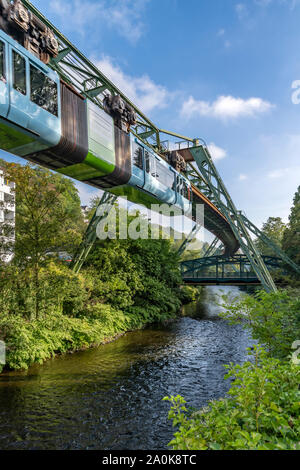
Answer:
xmin=255 ymin=0 xmax=273 ymax=6
xmin=50 ymin=0 xmax=149 ymax=43
xmin=267 ymin=167 xmax=292 ymax=178
xmin=236 ymin=3 xmax=249 ymax=19
xmin=181 ymin=95 xmax=274 ymax=120
xmin=207 ymin=142 xmax=227 ymax=161
xmin=256 ymin=0 xmax=300 ymax=9
xmin=238 ymin=173 xmax=248 ymax=180
xmin=95 ymin=56 xmax=171 ymax=113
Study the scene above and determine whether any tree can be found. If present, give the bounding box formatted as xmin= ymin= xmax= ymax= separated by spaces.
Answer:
xmin=82 ymin=205 xmax=183 ymax=316
xmin=256 ymin=217 xmax=286 ymax=256
xmin=2 ymin=162 xmax=84 ymax=318
xmin=282 ymin=186 xmax=300 ymax=268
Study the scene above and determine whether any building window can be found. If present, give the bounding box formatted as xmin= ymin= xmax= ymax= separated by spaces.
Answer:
xmin=0 ymin=41 xmax=5 ymax=81
xmin=30 ymin=64 xmax=58 ymax=116
xmin=13 ymin=51 xmax=26 ymax=95
xmin=133 ymin=142 xmax=143 ymax=170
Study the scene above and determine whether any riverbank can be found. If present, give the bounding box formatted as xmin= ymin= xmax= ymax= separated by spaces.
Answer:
xmin=0 ymin=284 xmax=201 ymax=373
xmin=0 ymin=303 xmax=184 ymax=373
xmin=0 ymin=232 xmax=201 ymax=373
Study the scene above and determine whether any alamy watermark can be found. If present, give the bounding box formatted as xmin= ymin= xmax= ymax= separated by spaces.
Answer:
xmin=95 ymin=198 xmax=204 ymax=241
xmin=291 ymin=340 xmax=300 ymax=365
xmin=0 ymin=340 xmax=5 ymax=366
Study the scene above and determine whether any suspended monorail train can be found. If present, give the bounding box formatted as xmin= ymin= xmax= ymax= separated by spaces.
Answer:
xmin=0 ymin=1 xmax=241 ymax=257
xmin=0 ymin=25 xmax=193 ymax=219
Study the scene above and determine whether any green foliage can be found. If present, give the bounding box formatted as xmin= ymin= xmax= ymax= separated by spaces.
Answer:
xmin=0 ymin=162 xmax=85 ymax=318
xmin=164 ymin=347 xmax=300 ymax=450
xmin=0 ymin=171 xmax=186 ymax=370
xmin=219 ymin=289 xmax=300 ymax=359
xmin=0 ymin=262 xmax=89 ymax=320
xmin=255 ymin=217 xmax=286 ymax=256
xmin=3 ymin=162 xmax=84 ymax=266
xmin=84 ymin=235 xmax=182 ymax=317
xmin=0 ymin=308 xmax=130 ymax=371
xmin=282 ymin=186 xmax=300 ymax=270
xmin=177 ymin=285 xmax=201 ymax=304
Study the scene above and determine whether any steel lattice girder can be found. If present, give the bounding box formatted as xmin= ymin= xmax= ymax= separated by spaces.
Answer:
xmin=70 ymin=192 xmax=117 ymax=273
xmin=177 ymin=224 xmax=202 ymax=256
xmin=179 ymin=145 xmax=278 ymax=292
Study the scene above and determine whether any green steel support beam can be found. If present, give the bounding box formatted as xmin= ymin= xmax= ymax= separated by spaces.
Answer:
xmin=186 ymin=146 xmax=277 ymax=292
xmin=70 ymin=192 xmax=117 ymax=274
xmin=240 ymin=213 xmax=300 ymax=274
xmin=177 ymin=224 xmax=202 ymax=257
xmin=51 ymin=47 xmax=71 ymax=64
xmin=85 ymin=85 xmax=108 ymax=99
xmin=137 ymin=129 xmax=156 ymax=140
xmin=203 ymin=236 xmax=220 ymax=257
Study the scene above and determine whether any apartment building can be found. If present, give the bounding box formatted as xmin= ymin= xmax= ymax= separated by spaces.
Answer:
xmin=0 ymin=168 xmax=15 ymax=262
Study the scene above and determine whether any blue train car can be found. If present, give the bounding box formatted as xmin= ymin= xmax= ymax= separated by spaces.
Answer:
xmin=0 ymin=29 xmax=61 ymax=156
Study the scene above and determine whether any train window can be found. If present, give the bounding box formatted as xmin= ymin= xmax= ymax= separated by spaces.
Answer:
xmin=183 ymin=181 xmax=189 ymax=199
xmin=30 ymin=65 xmax=58 ymax=116
xmin=145 ymin=150 xmax=150 ymax=173
xmin=0 ymin=41 xmax=5 ymax=80
xmin=155 ymin=161 xmax=175 ymax=188
xmin=150 ymin=156 xmax=156 ymax=177
xmin=133 ymin=142 xmax=143 ymax=170
xmin=13 ymin=51 xmax=26 ymax=95
xmin=176 ymin=175 xmax=180 ymax=193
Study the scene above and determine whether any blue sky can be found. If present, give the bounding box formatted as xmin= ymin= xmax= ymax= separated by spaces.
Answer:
xmin=2 ymin=0 xmax=300 ymax=229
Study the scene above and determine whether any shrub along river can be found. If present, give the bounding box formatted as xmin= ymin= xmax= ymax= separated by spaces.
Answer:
xmin=0 ymin=286 xmax=253 ymax=450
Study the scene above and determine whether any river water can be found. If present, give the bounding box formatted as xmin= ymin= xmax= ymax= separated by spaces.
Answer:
xmin=0 ymin=286 xmax=253 ymax=450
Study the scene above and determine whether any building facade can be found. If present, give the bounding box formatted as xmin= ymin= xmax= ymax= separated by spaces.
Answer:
xmin=0 ymin=168 xmax=15 ymax=262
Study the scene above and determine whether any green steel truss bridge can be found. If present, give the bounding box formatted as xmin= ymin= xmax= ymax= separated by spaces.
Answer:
xmin=181 ymin=254 xmax=286 ymax=286
xmin=4 ymin=2 xmax=300 ymax=292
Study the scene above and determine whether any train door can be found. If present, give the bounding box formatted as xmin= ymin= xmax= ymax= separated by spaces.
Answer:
xmin=143 ymin=148 xmax=154 ymax=192
xmin=132 ymin=140 xmax=145 ymax=188
xmin=7 ymin=45 xmax=29 ymax=129
xmin=0 ymin=38 xmax=9 ymax=118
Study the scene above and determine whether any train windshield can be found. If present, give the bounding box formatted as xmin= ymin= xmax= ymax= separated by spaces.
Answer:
xmin=30 ymin=64 xmax=58 ymax=116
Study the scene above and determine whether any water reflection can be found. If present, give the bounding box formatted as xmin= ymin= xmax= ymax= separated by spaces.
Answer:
xmin=0 ymin=287 xmax=253 ymax=450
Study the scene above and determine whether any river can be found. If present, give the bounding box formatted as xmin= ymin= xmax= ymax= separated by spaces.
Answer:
xmin=0 ymin=286 xmax=253 ymax=450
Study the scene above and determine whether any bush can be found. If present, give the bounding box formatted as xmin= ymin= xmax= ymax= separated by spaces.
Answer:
xmin=219 ymin=289 xmax=300 ymax=359
xmin=164 ymin=347 xmax=300 ymax=450
xmin=0 ymin=306 xmax=134 ymax=371
xmin=177 ymin=285 xmax=201 ymax=304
